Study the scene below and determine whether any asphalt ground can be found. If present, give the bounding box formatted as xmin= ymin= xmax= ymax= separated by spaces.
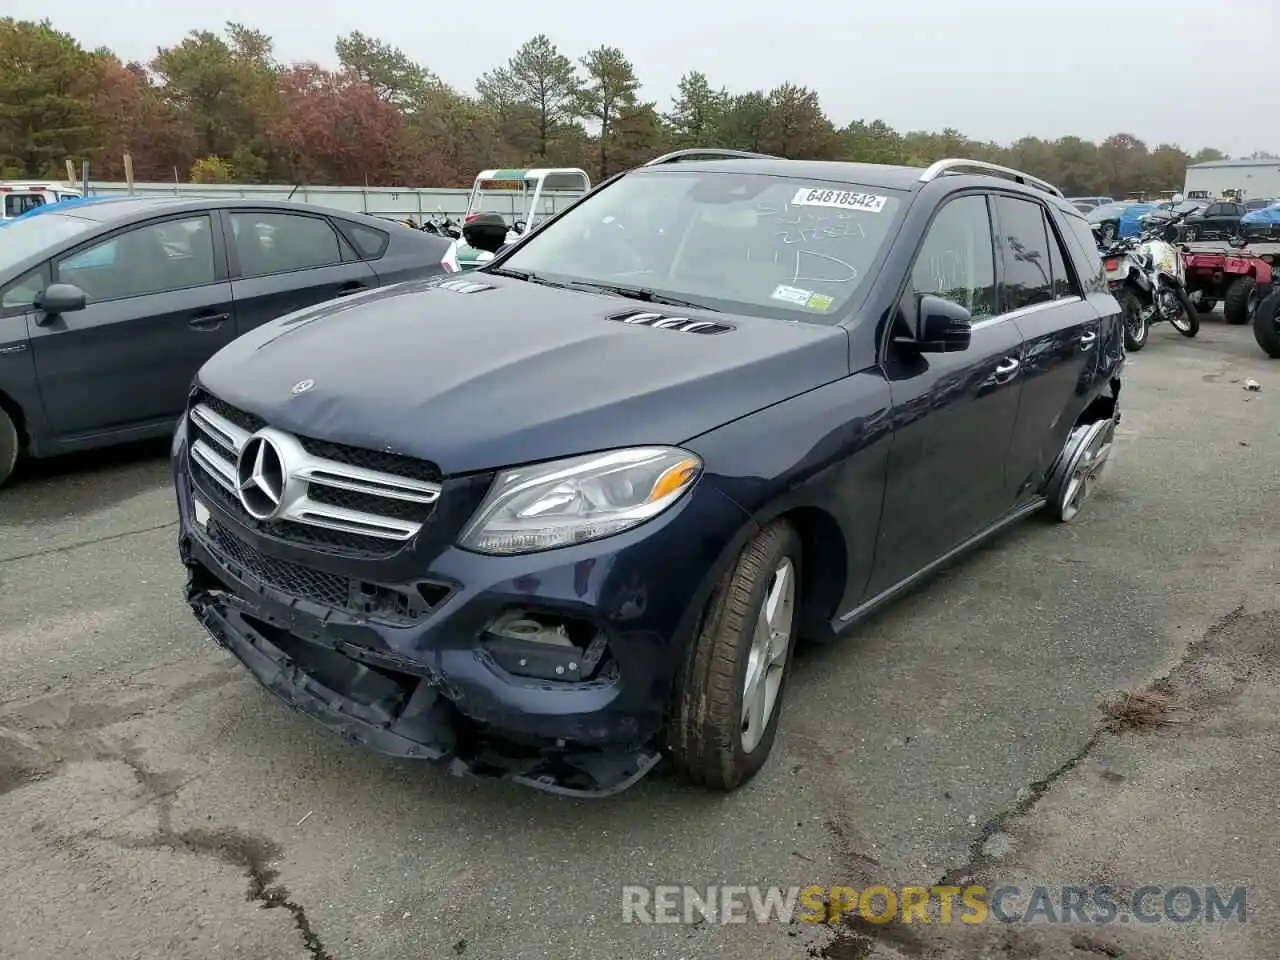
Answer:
xmin=1 ymin=313 xmax=1277 ymax=960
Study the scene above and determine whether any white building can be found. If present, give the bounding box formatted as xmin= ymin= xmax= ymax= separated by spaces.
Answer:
xmin=1183 ymin=159 xmax=1280 ymax=200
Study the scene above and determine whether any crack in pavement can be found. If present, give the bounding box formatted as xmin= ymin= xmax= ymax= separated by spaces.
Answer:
xmin=122 ymin=826 xmax=336 ymax=960
xmin=0 ymin=520 xmax=178 ymax=565
xmin=101 ymin=744 xmax=335 ymax=960
xmin=814 ymin=602 xmax=1258 ymax=958
xmin=4 ymin=682 xmax=332 ymax=959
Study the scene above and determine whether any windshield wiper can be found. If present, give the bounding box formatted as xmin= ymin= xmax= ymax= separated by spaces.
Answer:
xmin=486 ymin=267 xmax=566 ymax=288
xmin=558 ymin=280 xmax=720 ymax=312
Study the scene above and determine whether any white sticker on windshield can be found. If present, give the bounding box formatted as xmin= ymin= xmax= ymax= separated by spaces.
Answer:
xmin=771 ymin=285 xmax=836 ymax=312
xmin=771 ymin=284 xmax=814 ymax=306
xmin=790 ymin=187 xmax=888 ymax=213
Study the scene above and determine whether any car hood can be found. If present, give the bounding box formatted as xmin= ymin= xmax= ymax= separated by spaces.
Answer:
xmin=195 ymin=275 xmax=851 ymax=475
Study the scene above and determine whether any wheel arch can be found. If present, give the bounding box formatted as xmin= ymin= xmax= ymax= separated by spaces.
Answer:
xmin=710 ymin=499 xmax=850 ymax=644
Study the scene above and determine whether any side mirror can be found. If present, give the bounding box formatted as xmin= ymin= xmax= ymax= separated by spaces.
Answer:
xmin=900 ymin=295 xmax=972 ymax=353
xmin=33 ymin=282 xmax=87 ymax=323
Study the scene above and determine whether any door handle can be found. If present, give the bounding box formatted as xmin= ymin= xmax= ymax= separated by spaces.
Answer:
xmin=337 ymin=282 xmax=366 ymax=297
xmin=1079 ymin=331 xmax=1097 ymax=350
xmin=993 ymin=357 xmax=1020 ymax=383
xmin=189 ymin=311 xmax=230 ymax=331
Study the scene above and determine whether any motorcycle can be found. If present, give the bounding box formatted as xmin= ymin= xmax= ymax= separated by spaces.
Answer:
xmin=1095 ymin=211 xmax=1199 ymax=351
xmin=422 ymin=208 xmax=462 ymax=240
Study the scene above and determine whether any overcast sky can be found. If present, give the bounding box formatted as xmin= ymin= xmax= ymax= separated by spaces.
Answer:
xmin=15 ymin=0 xmax=1280 ymax=157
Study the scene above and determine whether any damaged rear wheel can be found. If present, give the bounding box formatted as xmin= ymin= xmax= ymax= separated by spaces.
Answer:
xmin=668 ymin=520 xmax=801 ymax=791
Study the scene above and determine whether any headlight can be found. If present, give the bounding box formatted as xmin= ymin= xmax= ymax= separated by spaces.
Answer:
xmin=458 ymin=447 xmax=703 ymax=555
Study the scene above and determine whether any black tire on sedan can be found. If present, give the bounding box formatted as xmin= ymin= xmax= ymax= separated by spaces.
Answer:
xmin=0 ymin=407 xmax=18 ymax=488
xmin=668 ymin=520 xmax=802 ymax=790
xmin=1223 ymin=276 xmax=1258 ymax=326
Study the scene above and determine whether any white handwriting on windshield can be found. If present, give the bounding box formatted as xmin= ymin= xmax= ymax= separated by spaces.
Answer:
xmin=774 ymin=220 xmax=867 ymax=245
xmin=791 ymin=249 xmax=859 ymax=284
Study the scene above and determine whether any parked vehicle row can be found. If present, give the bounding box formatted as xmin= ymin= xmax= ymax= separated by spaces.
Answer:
xmin=0 ymin=197 xmax=454 ymax=486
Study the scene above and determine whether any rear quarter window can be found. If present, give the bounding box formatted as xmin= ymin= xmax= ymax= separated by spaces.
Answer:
xmin=337 ymin=221 xmax=390 ymax=260
xmin=1057 ymin=211 xmax=1107 ymax=292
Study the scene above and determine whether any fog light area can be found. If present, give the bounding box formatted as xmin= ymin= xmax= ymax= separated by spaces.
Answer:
xmin=480 ymin=609 xmax=613 ymax=683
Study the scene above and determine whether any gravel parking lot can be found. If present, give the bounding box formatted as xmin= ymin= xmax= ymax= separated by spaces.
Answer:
xmin=2 ymin=316 xmax=1278 ymax=960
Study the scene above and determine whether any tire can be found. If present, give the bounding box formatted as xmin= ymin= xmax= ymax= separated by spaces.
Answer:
xmin=1254 ymin=288 xmax=1280 ymax=358
xmin=1046 ymin=417 xmax=1117 ymax=523
xmin=668 ymin=520 xmax=802 ymax=791
xmin=0 ymin=406 xmax=18 ymax=489
xmin=1120 ymin=289 xmax=1148 ymax=352
xmin=1170 ymin=288 xmax=1200 ymax=337
xmin=1222 ymin=276 xmax=1258 ymax=326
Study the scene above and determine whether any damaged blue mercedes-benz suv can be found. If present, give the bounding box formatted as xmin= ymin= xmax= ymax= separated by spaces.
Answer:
xmin=173 ymin=149 xmax=1124 ymax=797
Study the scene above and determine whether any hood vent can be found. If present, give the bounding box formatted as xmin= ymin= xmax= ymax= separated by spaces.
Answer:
xmin=609 ymin=310 xmax=733 ymax=335
xmin=432 ymin=278 xmax=495 ymax=294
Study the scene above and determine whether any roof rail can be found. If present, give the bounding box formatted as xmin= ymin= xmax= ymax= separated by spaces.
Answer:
xmin=644 ymin=148 xmax=779 ymax=166
xmin=919 ymin=158 xmax=1064 ymax=198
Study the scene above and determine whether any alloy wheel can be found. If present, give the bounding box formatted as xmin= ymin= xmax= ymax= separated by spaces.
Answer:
xmin=1058 ymin=421 xmax=1115 ymax=522
xmin=741 ymin=557 xmax=795 ymax=753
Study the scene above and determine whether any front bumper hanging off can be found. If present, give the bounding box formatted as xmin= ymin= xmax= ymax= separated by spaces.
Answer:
xmin=182 ymin=540 xmax=662 ymax=799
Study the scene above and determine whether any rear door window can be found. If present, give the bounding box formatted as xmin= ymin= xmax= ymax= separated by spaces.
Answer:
xmin=229 ymin=212 xmax=343 ymax=278
xmin=993 ymin=196 xmax=1054 ymax=312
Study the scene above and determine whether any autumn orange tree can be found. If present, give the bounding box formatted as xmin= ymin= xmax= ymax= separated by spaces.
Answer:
xmin=0 ymin=16 xmax=1244 ymax=196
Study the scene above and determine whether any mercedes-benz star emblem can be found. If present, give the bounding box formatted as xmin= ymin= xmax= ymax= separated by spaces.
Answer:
xmin=236 ymin=434 xmax=286 ymax=520
xmin=291 ymin=379 xmax=315 ymax=396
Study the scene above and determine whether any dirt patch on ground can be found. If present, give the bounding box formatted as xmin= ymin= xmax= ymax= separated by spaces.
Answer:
xmin=1100 ymin=680 xmax=1182 ymax=733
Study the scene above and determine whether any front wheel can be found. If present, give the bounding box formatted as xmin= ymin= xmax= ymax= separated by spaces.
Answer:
xmin=1169 ymin=288 xmax=1200 ymax=337
xmin=668 ymin=520 xmax=802 ymax=791
xmin=0 ymin=407 xmax=18 ymax=489
xmin=1254 ymin=288 xmax=1280 ymax=358
xmin=1120 ymin=289 xmax=1148 ymax=351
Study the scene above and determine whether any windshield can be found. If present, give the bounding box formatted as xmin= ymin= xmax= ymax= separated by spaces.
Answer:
xmin=496 ymin=170 xmax=905 ymax=322
xmin=0 ymin=212 xmax=95 ymax=273
xmin=468 ymin=179 xmax=530 ymax=228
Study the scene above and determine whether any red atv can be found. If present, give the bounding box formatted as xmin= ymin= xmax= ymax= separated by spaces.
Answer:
xmin=1180 ymin=241 xmax=1275 ymax=325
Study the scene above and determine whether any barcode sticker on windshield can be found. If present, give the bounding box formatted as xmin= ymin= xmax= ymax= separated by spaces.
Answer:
xmin=790 ymin=188 xmax=888 ymax=213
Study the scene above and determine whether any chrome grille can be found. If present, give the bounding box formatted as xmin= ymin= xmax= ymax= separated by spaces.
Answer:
xmin=186 ymin=393 xmax=441 ymax=555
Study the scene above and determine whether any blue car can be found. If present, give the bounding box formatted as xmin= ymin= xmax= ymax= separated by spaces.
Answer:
xmin=1241 ymin=202 xmax=1280 ymax=241
xmin=1086 ymin=201 xmax=1155 ymax=243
